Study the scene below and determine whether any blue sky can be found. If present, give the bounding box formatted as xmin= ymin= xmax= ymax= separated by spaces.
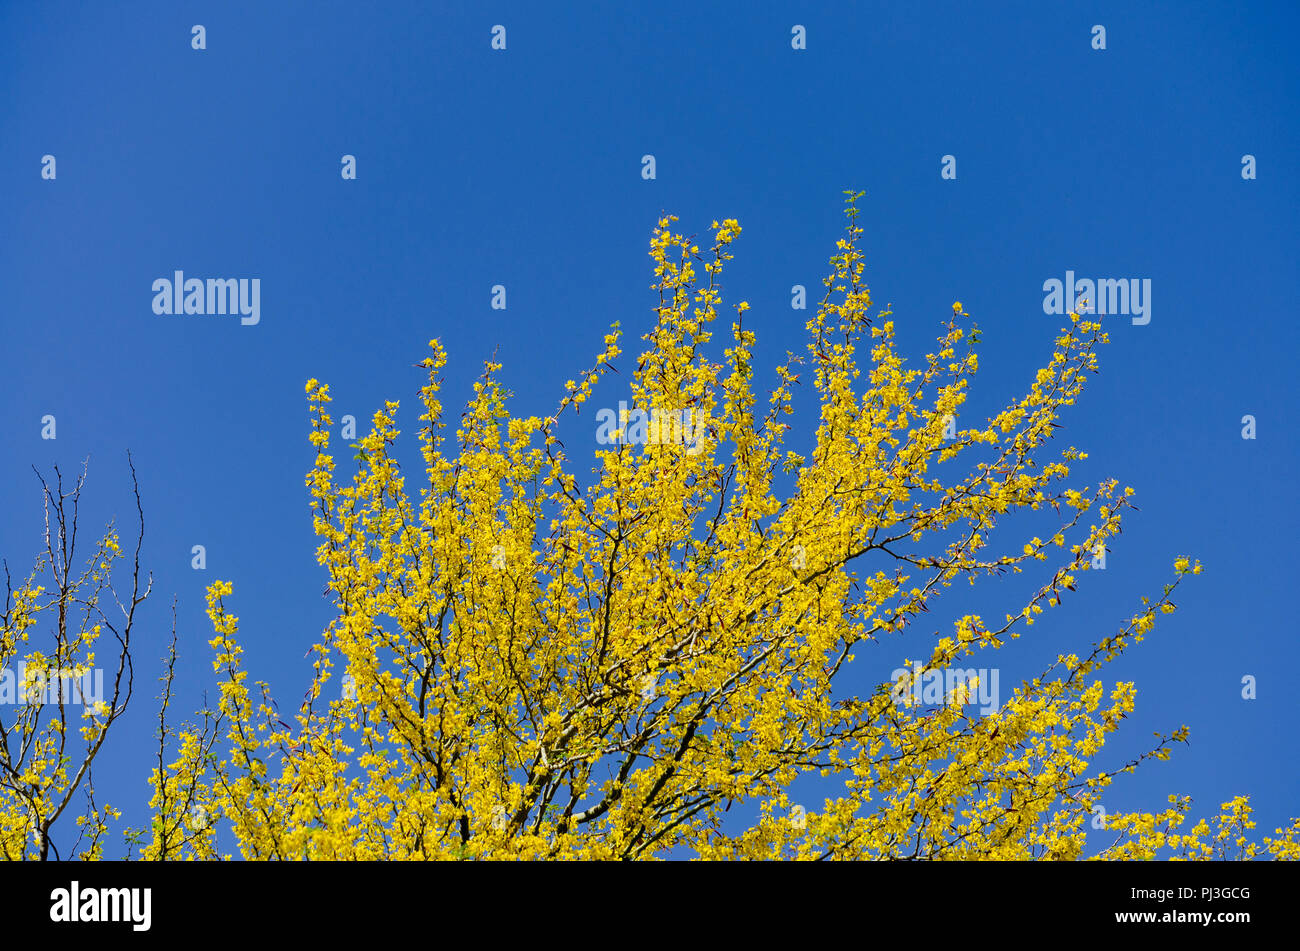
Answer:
xmin=2 ymin=0 xmax=1296 ymax=854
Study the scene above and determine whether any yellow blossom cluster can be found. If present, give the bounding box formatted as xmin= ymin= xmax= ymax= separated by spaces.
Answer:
xmin=134 ymin=198 xmax=1296 ymax=861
